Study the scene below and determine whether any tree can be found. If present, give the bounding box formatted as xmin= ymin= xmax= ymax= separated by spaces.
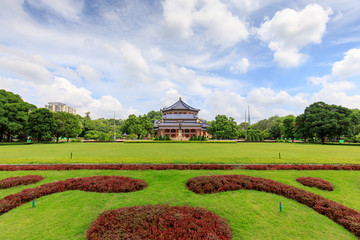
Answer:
xmin=84 ymin=130 xmax=100 ymax=140
xmin=28 ymin=108 xmax=56 ymax=142
xmin=54 ymin=112 xmax=82 ymax=142
xmin=147 ymin=110 xmax=162 ymax=122
xmin=0 ymin=89 xmax=36 ymax=141
xmin=122 ymin=114 xmax=153 ymax=139
xmin=296 ymin=102 xmax=355 ymax=144
xmin=283 ymin=115 xmax=296 ymax=142
xmin=207 ymin=115 xmax=238 ymax=139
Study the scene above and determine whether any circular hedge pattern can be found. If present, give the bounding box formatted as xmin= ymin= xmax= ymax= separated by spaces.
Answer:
xmin=87 ymin=205 xmax=232 ymax=240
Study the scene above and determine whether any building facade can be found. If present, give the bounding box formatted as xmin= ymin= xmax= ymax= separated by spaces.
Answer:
xmin=45 ymin=102 xmax=78 ymax=115
xmin=154 ymin=98 xmax=209 ymax=139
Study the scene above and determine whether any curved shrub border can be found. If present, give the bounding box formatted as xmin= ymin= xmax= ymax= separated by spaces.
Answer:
xmin=87 ymin=205 xmax=232 ymax=240
xmin=0 ymin=176 xmax=147 ymax=216
xmin=0 ymin=175 xmax=44 ymax=189
xmin=0 ymin=164 xmax=360 ymax=171
xmin=297 ymin=177 xmax=334 ymax=191
xmin=186 ymin=175 xmax=360 ymax=238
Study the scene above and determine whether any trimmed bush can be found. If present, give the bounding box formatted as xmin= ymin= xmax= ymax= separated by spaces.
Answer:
xmin=241 ymin=164 xmax=360 ymax=171
xmin=297 ymin=177 xmax=334 ymax=191
xmin=87 ymin=205 xmax=232 ymax=240
xmin=186 ymin=175 xmax=360 ymax=238
xmin=0 ymin=176 xmax=147 ymax=216
xmin=0 ymin=175 xmax=44 ymax=189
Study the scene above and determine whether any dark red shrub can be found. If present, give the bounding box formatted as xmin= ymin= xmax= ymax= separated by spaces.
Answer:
xmin=87 ymin=205 xmax=232 ymax=240
xmin=240 ymin=164 xmax=360 ymax=171
xmin=0 ymin=175 xmax=44 ymax=189
xmin=0 ymin=164 xmax=235 ymax=171
xmin=186 ymin=175 xmax=360 ymax=238
xmin=296 ymin=177 xmax=334 ymax=191
xmin=0 ymin=176 xmax=147 ymax=216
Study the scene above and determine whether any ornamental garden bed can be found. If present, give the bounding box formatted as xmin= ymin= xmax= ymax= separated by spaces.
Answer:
xmin=186 ymin=175 xmax=360 ymax=238
xmin=296 ymin=177 xmax=334 ymax=191
xmin=0 ymin=176 xmax=147 ymax=216
xmin=0 ymin=175 xmax=44 ymax=189
xmin=87 ymin=205 xmax=232 ymax=240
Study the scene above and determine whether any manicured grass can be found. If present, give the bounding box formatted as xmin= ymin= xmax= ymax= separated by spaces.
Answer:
xmin=1 ymin=142 xmax=360 ymax=164
xmin=0 ymin=170 xmax=359 ymax=239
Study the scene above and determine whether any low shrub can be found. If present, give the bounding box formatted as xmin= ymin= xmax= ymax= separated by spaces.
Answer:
xmin=186 ymin=175 xmax=360 ymax=238
xmin=0 ymin=175 xmax=44 ymax=189
xmin=0 ymin=176 xmax=147 ymax=216
xmin=240 ymin=164 xmax=360 ymax=171
xmin=87 ymin=205 xmax=232 ymax=240
xmin=0 ymin=164 xmax=235 ymax=171
xmin=296 ymin=177 xmax=334 ymax=191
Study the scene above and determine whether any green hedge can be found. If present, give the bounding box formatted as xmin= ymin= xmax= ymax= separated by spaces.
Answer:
xmin=124 ymin=140 xmax=237 ymax=144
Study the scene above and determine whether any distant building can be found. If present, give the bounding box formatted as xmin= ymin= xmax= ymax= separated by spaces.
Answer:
xmin=154 ymin=98 xmax=209 ymax=139
xmin=45 ymin=102 xmax=78 ymax=115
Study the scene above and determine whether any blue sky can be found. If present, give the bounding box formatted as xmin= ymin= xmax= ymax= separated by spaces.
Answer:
xmin=0 ymin=0 xmax=359 ymax=122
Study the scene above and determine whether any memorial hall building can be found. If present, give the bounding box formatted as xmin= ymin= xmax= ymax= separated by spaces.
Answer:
xmin=154 ymin=98 xmax=209 ymax=139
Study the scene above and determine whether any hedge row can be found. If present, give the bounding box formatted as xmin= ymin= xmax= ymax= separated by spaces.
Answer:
xmin=0 ymin=176 xmax=147 ymax=216
xmin=0 ymin=164 xmax=235 ymax=171
xmin=0 ymin=175 xmax=44 ymax=189
xmin=186 ymin=175 xmax=360 ymax=238
xmin=0 ymin=164 xmax=359 ymax=171
xmin=241 ymin=164 xmax=360 ymax=171
xmin=297 ymin=177 xmax=334 ymax=191
xmin=87 ymin=205 xmax=232 ymax=240
xmin=124 ymin=140 xmax=237 ymax=143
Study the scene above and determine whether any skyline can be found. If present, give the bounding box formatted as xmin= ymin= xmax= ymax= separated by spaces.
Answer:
xmin=0 ymin=0 xmax=360 ymax=122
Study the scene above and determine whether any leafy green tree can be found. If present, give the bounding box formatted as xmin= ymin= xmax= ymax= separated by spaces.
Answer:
xmin=28 ymin=108 xmax=56 ymax=142
xmin=54 ymin=112 xmax=82 ymax=142
xmin=208 ymin=115 xmax=238 ymax=139
xmin=283 ymin=115 xmax=296 ymax=142
xmin=84 ymin=130 xmax=100 ymax=140
xmin=147 ymin=110 xmax=162 ymax=122
xmin=0 ymin=89 xmax=36 ymax=141
xmin=122 ymin=114 xmax=153 ymax=139
xmin=296 ymin=102 xmax=355 ymax=144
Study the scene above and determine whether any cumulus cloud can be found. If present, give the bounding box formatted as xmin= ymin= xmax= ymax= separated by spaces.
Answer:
xmin=308 ymin=75 xmax=330 ymax=86
xmin=76 ymin=64 xmax=101 ymax=82
xmin=332 ymin=48 xmax=360 ymax=78
xmin=257 ymin=4 xmax=332 ymax=67
xmin=161 ymin=88 xmax=183 ymax=107
xmin=163 ymin=0 xmax=249 ymax=47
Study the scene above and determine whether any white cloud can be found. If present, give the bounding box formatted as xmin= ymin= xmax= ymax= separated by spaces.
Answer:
xmin=204 ymin=91 xmax=245 ymax=120
xmin=161 ymin=89 xmax=183 ymax=107
xmin=332 ymin=48 xmax=360 ymax=78
xmin=163 ymin=0 xmax=249 ymax=47
xmin=230 ymin=58 xmax=249 ymax=74
xmin=257 ymin=4 xmax=332 ymax=67
xmin=308 ymin=75 xmax=330 ymax=86
xmin=76 ymin=64 xmax=101 ymax=82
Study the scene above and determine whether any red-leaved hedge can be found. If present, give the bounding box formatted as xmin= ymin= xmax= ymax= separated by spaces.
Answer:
xmin=0 ymin=176 xmax=147 ymax=216
xmin=241 ymin=164 xmax=360 ymax=171
xmin=0 ymin=164 xmax=235 ymax=171
xmin=0 ymin=175 xmax=44 ymax=189
xmin=186 ymin=175 xmax=360 ymax=238
xmin=0 ymin=164 xmax=360 ymax=171
xmin=297 ymin=177 xmax=334 ymax=191
xmin=87 ymin=205 xmax=232 ymax=240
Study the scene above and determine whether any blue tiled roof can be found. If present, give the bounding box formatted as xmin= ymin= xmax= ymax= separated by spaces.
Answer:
xmin=162 ymin=98 xmax=199 ymax=111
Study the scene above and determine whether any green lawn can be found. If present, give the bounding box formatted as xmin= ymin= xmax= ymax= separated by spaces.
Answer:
xmin=1 ymin=142 xmax=359 ymax=164
xmin=0 ymin=170 xmax=359 ymax=239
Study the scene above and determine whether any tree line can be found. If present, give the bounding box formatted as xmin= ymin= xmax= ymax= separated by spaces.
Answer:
xmin=1 ymin=89 xmax=359 ymax=143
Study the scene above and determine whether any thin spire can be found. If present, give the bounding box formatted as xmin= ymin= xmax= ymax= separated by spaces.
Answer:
xmin=248 ymin=105 xmax=251 ymax=125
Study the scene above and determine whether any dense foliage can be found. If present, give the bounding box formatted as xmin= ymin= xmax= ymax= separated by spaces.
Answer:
xmin=0 ymin=176 xmax=147 ymax=215
xmin=87 ymin=205 xmax=232 ymax=240
xmin=296 ymin=177 xmax=334 ymax=191
xmin=0 ymin=175 xmax=44 ymax=189
xmin=207 ymin=114 xmax=238 ymax=139
xmin=186 ymin=175 xmax=360 ymax=237
xmin=28 ymin=108 xmax=57 ymax=142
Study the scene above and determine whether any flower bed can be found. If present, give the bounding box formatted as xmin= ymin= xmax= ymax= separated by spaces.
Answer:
xmin=186 ymin=175 xmax=360 ymax=238
xmin=0 ymin=175 xmax=44 ymax=189
xmin=0 ymin=176 xmax=147 ymax=216
xmin=87 ymin=205 xmax=232 ymax=240
xmin=296 ymin=177 xmax=334 ymax=191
